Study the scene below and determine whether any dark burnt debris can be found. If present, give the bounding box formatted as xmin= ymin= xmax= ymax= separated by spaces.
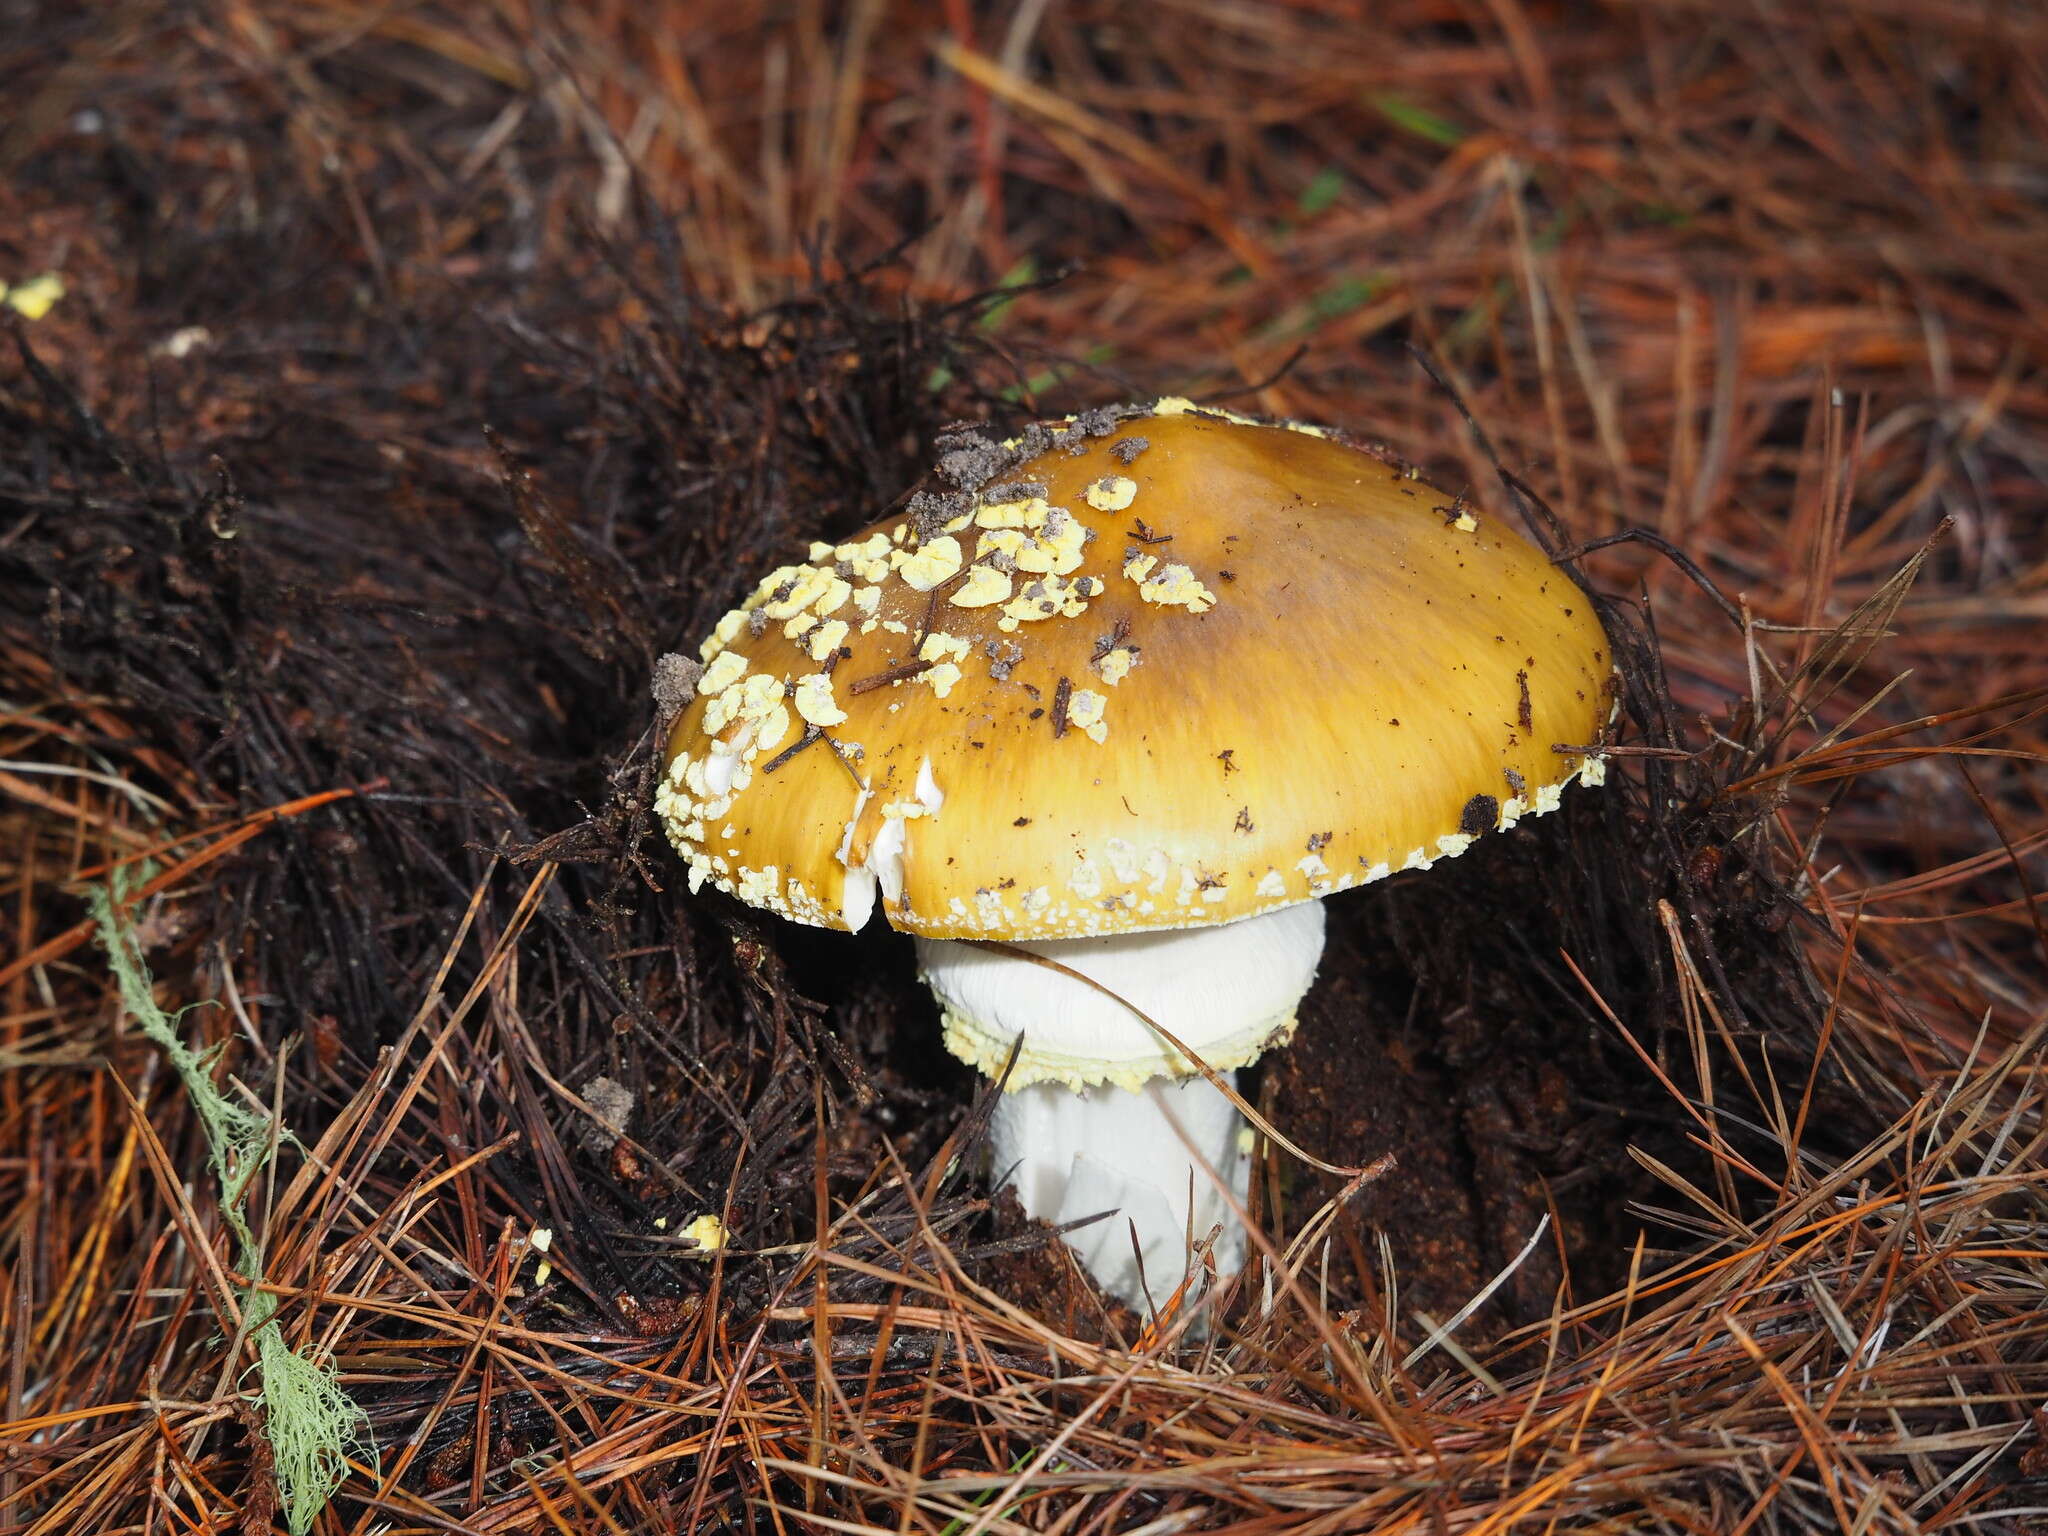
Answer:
xmin=982 ymin=480 xmax=1047 ymax=504
xmin=759 ymin=725 xmax=824 ymax=774
xmin=936 ymin=437 xmax=1014 ymax=490
xmin=1091 ymin=616 xmax=1133 ymax=661
xmin=906 ymin=488 xmax=967 ymax=539
xmin=847 ymin=657 xmax=935 ymax=694
xmin=1458 ymin=793 xmax=1499 ymax=837
xmin=908 ymin=408 xmax=1142 ymax=543
xmin=984 ymin=638 xmax=1025 ymax=680
xmin=1069 ymin=405 xmax=1121 ymax=441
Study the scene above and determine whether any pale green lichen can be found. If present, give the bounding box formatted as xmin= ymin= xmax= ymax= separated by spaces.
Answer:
xmin=92 ymin=870 xmax=369 ymax=1535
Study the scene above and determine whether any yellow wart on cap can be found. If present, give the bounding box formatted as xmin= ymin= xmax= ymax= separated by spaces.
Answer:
xmin=1133 ymin=560 xmax=1217 ymax=613
xmin=1066 ymin=689 xmax=1108 ymax=743
xmin=1095 ymin=646 xmax=1138 ymax=684
xmin=898 ymin=535 xmax=964 ymax=590
xmin=793 ymin=674 xmax=846 ymax=727
xmin=950 ymin=565 xmax=1013 ymax=607
xmin=1085 ymin=476 xmax=1137 ymax=512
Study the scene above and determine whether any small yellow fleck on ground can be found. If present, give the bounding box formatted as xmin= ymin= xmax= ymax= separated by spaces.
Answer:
xmin=682 ymin=1214 xmax=729 ymax=1251
xmin=1 ymin=272 xmax=64 ymax=320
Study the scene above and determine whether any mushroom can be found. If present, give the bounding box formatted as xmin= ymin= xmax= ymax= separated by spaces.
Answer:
xmin=656 ymin=400 xmax=1612 ymax=1313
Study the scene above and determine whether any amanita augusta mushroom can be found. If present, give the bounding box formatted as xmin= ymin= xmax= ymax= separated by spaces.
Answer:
xmin=657 ymin=399 xmax=1612 ymax=1311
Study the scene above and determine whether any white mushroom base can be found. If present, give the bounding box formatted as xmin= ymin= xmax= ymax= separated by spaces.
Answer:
xmin=916 ymin=903 xmax=1325 ymax=1315
xmin=993 ymin=1073 xmax=1250 ymax=1314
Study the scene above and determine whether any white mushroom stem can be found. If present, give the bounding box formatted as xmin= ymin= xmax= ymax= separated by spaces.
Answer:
xmin=915 ymin=901 xmax=1326 ymax=1314
xmin=992 ymin=1074 xmax=1250 ymax=1313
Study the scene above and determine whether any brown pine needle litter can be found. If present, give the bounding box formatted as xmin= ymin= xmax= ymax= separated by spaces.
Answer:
xmin=3 ymin=4 xmax=2046 ymax=1534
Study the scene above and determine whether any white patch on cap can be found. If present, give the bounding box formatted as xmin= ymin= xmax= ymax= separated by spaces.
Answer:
xmin=871 ymin=811 xmax=910 ymax=906
xmin=914 ymin=757 xmax=944 ymax=815
xmin=1103 ymin=838 xmax=1138 ymax=883
xmin=832 ymin=785 xmax=876 ymax=930
xmin=840 ymin=865 xmax=877 ymax=931
xmin=702 ymin=721 xmax=756 ymax=797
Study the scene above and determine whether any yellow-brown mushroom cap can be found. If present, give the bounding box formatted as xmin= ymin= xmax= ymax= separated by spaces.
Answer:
xmin=656 ymin=401 xmax=1613 ymax=939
